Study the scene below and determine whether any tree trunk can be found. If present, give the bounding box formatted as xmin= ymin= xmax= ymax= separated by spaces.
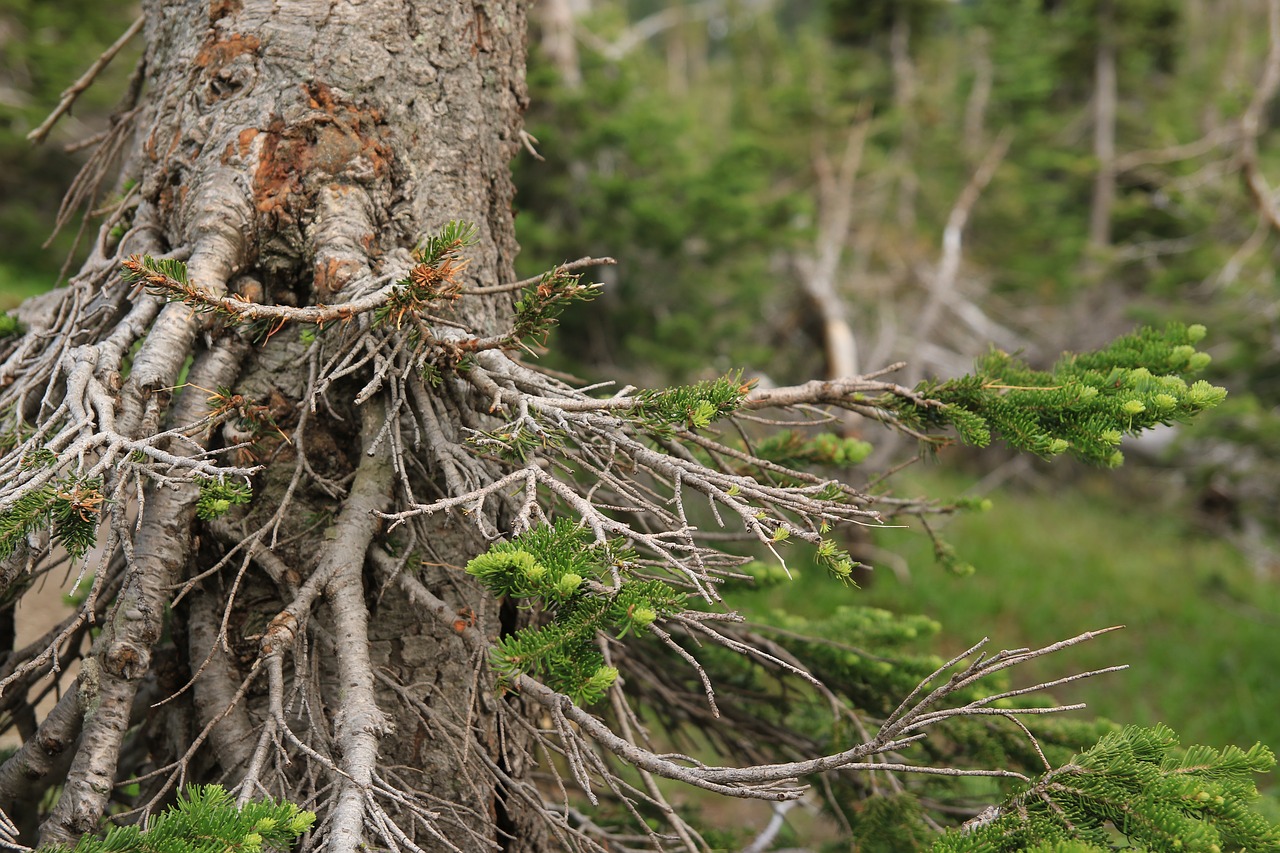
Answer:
xmin=0 ymin=2 xmax=545 ymax=850
xmin=889 ymin=6 xmax=918 ymax=232
xmin=538 ymin=0 xmax=582 ymax=89
xmin=1088 ymin=0 xmax=1117 ymax=253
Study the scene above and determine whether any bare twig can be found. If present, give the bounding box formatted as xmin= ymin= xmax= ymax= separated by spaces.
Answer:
xmin=27 ymin=15 xmax=144 ymax=144
xmin=468 ymin=257 xmax=617 ymax=294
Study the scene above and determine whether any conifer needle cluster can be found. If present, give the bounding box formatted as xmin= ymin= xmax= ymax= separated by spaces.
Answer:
xmin=42 ymin=786 xmax=314 ymax=853
xmin=465 ymin=519 xmax=685 ymax=704
xmin=936 ymin=724 xmax=1280 ymax=852
xmin=0 ymin=476 xmax=103 ymax=561
xmin=627 ymin=372 xmax=754 ymax=431
xmin=194 ymin=478 xmax=253 ymax=521
xmin=753 ymin=430 xmax=874 ymax=468
xmin=895 ymin=324 xmax=1227 ymax=465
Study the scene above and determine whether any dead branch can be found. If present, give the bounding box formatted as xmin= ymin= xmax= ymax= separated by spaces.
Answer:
xmin=912 ymin=130 xmax=1012 ymax=381
xmin=26 ymin=16 xmax=145 ymax=145
xmin=1239 ymin=0 xmax=1280 ymax=234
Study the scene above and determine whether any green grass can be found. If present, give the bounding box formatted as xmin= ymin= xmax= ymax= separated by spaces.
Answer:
xmin=737 ymin=467 xmax=1280 ymax=758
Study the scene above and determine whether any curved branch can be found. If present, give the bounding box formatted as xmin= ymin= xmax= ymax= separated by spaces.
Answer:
xmin=322 ymin=401 xmax=396 ymax=853
xmin=26 ymin=16 xmax=145 ymax=145
xmin=1240 ymin=0 xmax=1280 ymax=234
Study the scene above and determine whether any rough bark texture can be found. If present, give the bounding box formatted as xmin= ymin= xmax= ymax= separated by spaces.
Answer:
xmin=166 ymin=2 xmax=528 ymax=848
xmin=5 ymin=2 xmax=540 ymax=849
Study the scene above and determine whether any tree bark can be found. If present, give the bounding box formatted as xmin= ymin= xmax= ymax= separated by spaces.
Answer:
xmin=2 ymin=1 xmax=541 ymax=849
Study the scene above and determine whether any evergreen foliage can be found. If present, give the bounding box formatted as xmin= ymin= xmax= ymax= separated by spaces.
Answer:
xmin=752 ymin=604 xmax=950 ymax=714
xmin=934 ymin=724 xmax=1280 ymax=852
xmin=375 ymin=220 xmax=476 ymax=328
xmin=413 ymin=219 xmax=478 ymax=267
xmin=894 ymin=324 xmax=1227 ymax=465
xmin=0 ymin=475 xmax=103 ymax=561
xmin=42 ymin=785 xmax=314 ymax=853
xmin=128 ymin=254 xmax=189 ymax=288
xmin=466 ymin=519 xmax=685 ymax=704
xmin=511 ymin=268 xmax=602 ymax=348
xmin=847 ymin=793 xmax=937 ymax=852
xmin=515 ymin=24 xmax=795 ymax=378
xmin=753 ymin=430 xmax=874 ymax=468
xmin=194 ymin=478 xmax=252 ymax=521
xmin=628 ymin=372 xmax=752 ymax=431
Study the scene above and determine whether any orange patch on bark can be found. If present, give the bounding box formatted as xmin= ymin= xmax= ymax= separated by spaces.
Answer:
xmin=250 ymin=83 xmax=392 ymax=221
xmin=313 ymin=257 xmax=361 ymax=296
xmin=252 ymin=118 xmax=293 ymax=217
xmin=195 ymin=32 xmax=260 ymax=71
xmin=222 ymin=127 xmax=259 ymax=165
xmin=209 ymin=0 xmax=242 ymax=23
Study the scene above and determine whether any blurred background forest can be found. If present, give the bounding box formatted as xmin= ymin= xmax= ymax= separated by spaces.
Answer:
xmin=4 ymin=0 xmax=1280 ymax=838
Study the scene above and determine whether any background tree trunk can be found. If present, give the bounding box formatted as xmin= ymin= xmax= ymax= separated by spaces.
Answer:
xmin=1088 ymin=0 xmax=1117 ymax=253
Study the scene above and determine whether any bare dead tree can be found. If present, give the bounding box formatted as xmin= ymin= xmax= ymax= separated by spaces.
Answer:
xmin=1239 ymin=0 xmax=1280 ymax=234
xmin=890 ymin=6 xmax=919 ymax=232
xmin=537 ymin=0 xmax=583 ymax=90
xmin=796 ymin=118 xmax=869 ymax=390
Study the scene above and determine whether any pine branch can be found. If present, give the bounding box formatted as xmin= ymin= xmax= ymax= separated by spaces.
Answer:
xmin=938 ymin=724 xmax=1280 ymax=852
xmin=38 ymin=785 xmax=314 ymax=853
xmin=121 ymin=224 xmax=612 ymax=346
xmin=466 ymin=520 xmax=684 ymax=704
xmin=889 ymin=324 xmax=1229 ymax=465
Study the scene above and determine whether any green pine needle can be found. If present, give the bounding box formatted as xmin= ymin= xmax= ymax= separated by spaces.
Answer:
xmin=892 ymin=324 xmax=1228 ymax=465
xmin=934 ymin=724 xmax=1280 ymax=852
xmin=414 ymin=220 xmax=478 ymax=265
xmin=467 ymin=521 xmax=685 ymax=704
xmin=43 ymin=785 xmax=314 ymax=853
xmin=630 ymin=371 xmax=753 ymax=432
xmin=195 ymin=478 xmax=253 ymax=520
xmin=0 ymin=477 xmax=104 ymax=562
